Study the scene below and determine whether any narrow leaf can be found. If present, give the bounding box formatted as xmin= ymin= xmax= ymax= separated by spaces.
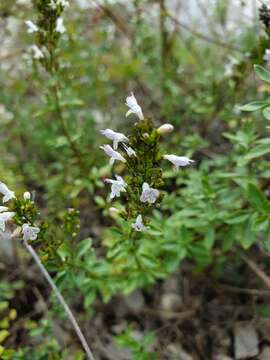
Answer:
xmin=254 ymin=64 xmax=270 ymax=83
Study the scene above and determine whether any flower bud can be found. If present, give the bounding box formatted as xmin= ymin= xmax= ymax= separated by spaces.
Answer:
xmin=23 ymin=192 xmax=31 ymax=200
xmin=108 ymin=207 xmax=119 ymax=217
xmin=157 ymin=124 xmax=174 ymax=134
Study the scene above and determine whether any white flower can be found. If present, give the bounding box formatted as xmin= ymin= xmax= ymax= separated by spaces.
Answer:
xmin=105 ymin=175 xmax=127 ymax=199
xmin=224 ymin=56 xmax=239 ymax=77
xmin=0 ymin=212 xmax=15 ymax=232
xmin=264 ymin=49 xmax=270 ymax=62
xmin=140 ymin=182 xmax=159 ymax=204
xmin=125 ymin=92 xmax=144 ymax=121
xmin=22 ymin=223 xmax=40 ymax=241
xmin=23 ymin=192 xmax=31 ymax=200
xmin=56 ymin=17 xmax=66 ymax=34
xmin=123 ymin=144 xmax=136 ymax=157
xmin=132 ymin=215 xmax=145 ymax=232
xmin=157 ymin=123 xmax=174 ymax=134
xmin=25 ymin=20 xmax=38 ymax=33
xmin=30 ymin=45 xmax=44 ymax=60
xmin=164 ymin=154 xmax=194 ymax=169
xmin=100 ymin=129 xmax=128 ymax=150
xmin=0 ymin=206 xmax=8 ymax=213
xmin=49 ymin=0 xmax=69 ymax=9
xmin=0 ymin=182 xmax=16 ymax=203
xmin=100 ymin=145 xmax=126 ymax=165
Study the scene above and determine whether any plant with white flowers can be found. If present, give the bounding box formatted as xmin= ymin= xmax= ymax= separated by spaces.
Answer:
xmin=100 ymin=93 xmax=194 ymax=232
xmin=0 ymin=182 xmax=94 ymax=359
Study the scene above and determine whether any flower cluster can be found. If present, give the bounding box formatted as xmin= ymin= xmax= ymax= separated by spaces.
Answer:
xmin=0 ymin=182 xmax=40 ymax=242
xmin=100 ymin=93 xmax=194 ymax=231
xmin=25 ymin=0 xmax=68 ymax=62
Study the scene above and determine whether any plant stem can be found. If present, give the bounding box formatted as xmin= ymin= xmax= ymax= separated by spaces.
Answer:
xmin=52 ymin=83 xmax=87 ymax=175
xmin=23 ymin=240 xmax=95 ymax=360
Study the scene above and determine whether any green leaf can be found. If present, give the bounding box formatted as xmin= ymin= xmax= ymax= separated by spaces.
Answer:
xmin=254 ymin=64 xmax=270 ymax=83
xmin=0 ymin=330 xmax=9 ymax=344
xmin=76 ymin=238 xmax=92 ymax=258
xmin=57 ymin=242 xmax=71 ymax=262
xmin=247 ymin=183 xmax=268 ymax=213
xmin=245 ymin=141 xmax=270 ymax=160
xmin=83 ymin=290 xmax=96 ymax=308
xmin=138 ymin=254 xmax=159 ymax=269
xmin=203 ymin=228 xmax=215 ymax=250
xmin=225 ymin=212 xmax=250 ymax=224
xmin=262 ymin=106 xmax=270 ymax=120
xmin=264 ymin=224 xmax=270 ymax=253
xmin=239 ymin=220 xmax=256 ymax=249
xmin=240 ymin=101 xmax=268 ymax=112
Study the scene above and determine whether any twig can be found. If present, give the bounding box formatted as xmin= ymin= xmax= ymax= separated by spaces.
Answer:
xmin=219 ymin=283 xmax=270 ymax=296
xmin=167 ymin=12 xmax=243 ymax=53
xmin=140 ymin=307 xmax=195 ymax=320
xmin=241 ymin=253 xmax=270 ymax=290
xmin=23 ymin=240 xmax=95 ymax=360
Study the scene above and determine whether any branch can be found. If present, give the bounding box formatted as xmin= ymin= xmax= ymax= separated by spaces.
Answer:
xmin=167 ymin=12 xmax=243 ymax=53
xmin=241 ymin=253 xmax=270 ymax=290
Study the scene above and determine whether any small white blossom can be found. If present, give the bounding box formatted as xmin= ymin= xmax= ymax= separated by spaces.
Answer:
xmin=224 ymin=56 xmax=239 ymax=77
xmin=132 ymin=214 xmax=145 ymax=232
xmin=0 ymin=182 xmax=16 ymax=203
xmin=164 ymin=154 xmax=194 ymax=169
xmin=100 ymin=129 xmax=128 ymax=150
xmin=0 ymin=212 xmax=15 ymax=232
xmin=105 ymin=175 xmax=127 ymax=199
xmin=56 ymin=17 xmax=66 ymax=34
xmin=123 ymin=144 xmax=136 ymax=157
xmin=0 ymin=206 xmax=8 ymax=213
xmin=23 ymin=192 xmax=31 ymax=200
xmin=25 ymin=20 xmax=38 ymax=33
xmin=125 ymin=92 xmax=144 ymax=121
xmin=30 ymin=45 xmax=44 ymax=60
xmin=100 ymin=145 xmax=126 ymax=165
xmin=140 ymin=182 xmax=159 ymax=204
xmin=49 ymin=0 xmax=69 ymax=9
xmin=22 ymin=223 xmax=40 ymax=241
xmin=157 ymin=123 xmax=174 ymax=134
xmin=264 ymin=49 xmax=270 ymax=62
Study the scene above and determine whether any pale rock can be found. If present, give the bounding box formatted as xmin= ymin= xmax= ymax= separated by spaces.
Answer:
xmin=234 ymin=322 xmax=259 ymax=359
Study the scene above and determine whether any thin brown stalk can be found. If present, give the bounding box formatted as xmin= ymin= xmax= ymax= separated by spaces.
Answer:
xmin=23 ymin=240 xmax=95 ymax=360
